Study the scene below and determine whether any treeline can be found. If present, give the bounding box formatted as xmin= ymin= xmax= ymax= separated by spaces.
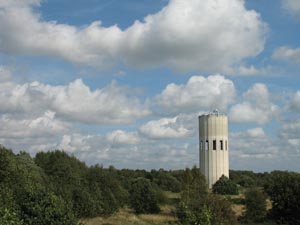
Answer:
xmin=1 ymin=145 xmax=300 ymax=225
xmin=0 ymin=146 xmax=184 ymax=224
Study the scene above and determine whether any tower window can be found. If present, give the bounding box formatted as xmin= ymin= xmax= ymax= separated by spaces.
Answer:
xmin=205 ymin=140 xmax=209 ymax=150
xmin=213 ymin=140 xmax=216 ymax=150
xmin=220 ymin=140 xmax=223 ymax=150
xmin=225 ymin=140 xmax=228 ymax=150
xmin=200 ymin=141 xmax=203 ymax=150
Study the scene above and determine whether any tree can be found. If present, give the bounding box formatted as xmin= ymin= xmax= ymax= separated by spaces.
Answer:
xmin=181 ymin=167 xmax=207 ymax=203
xmin=264 ymin=171 xmax=300 ymax=224
xmin=129 ymin=178 xmax=160 ymax=214
xmin=204 ymin=194 xmax=237 ymax=225
xmin=0 ymin=207 xmax=23 ymax=225
xmin=212 ymin=175 xmax=239 ymax=195
xmin=87 ymin=165 xmax=123 ymax=216
xmin=177 ymin=168 xmax=237 ymax=225
xmin=18 ymin=189 xmax=77 ymax=225
xmin=153 ymin=169 xmax=182 ymax=192
xmin=243 ymin=188 xmax=267 ymax=222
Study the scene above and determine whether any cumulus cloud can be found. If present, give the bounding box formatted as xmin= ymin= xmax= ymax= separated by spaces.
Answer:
xmin=155 ymin=75 xmax=236 ymax=115
xmin=139 ymin=114 xmax=195 ymax=139
xmin=54 ymin=131 xmax=197 ymax=169
xmin=0 ymin=0 xmax=40 ymax=8
xmin=0 ymin=79 xmax=150 ymax=124
xmin=106 ymin=130 xmax=140 ymax=145
xmin=0 ymin=66 xmax=12 ymax=82
xmin=229 ymin=83 xmax=279 ymax=124
xmin=282 ymin=0 xmax=300 ymax=16
xmin=278 ymin=119 xmax=300 ymax=164
xmin=280 ymin=119 xmax=300 ymax=141
xmin=230 ymin=127 xmax=278 ymax=159
xmin=0 ymin=0 xmax=267 ymax=72
xmin=272 ymin=46 xmax=300 ymax=63
xmin=0 ymin=111 xmax=70 ymax=153
xmin=288 ymin=91 xmax=300 ymax=112
xmin=0 ymin=111 xmax=69 ymax=139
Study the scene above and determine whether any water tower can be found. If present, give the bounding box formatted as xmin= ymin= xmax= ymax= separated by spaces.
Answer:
xmin=199 ymin=110 xmax=229 ymax=188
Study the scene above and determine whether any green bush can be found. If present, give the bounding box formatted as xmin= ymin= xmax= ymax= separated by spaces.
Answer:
xmin=177 ymin=168 xmax=237 ymax=225
xmin=129 ymin=178 xmax=160 ymax=214
xmin=0 ymin=208 xmax=23 ymax=225
xmin=264 ymin=171 xmax=300 ymax=225
xmin=18 ymin=190 xmax=77 ymax=225
xmin=243 ymin=188 xmax=267 ymax=223
xmin=212 ymin=175 xmax=239 ymax=195
xmin=177 ymin=194 xmax=237 ymax=225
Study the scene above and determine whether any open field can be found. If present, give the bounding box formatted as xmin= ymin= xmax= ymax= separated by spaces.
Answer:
xmin=81 ymin=189 xmax=273 ymax=225
xmin=80 ymin=206 xmax=178 ymax=225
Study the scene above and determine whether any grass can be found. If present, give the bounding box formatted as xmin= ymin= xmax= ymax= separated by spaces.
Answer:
xmin=81 ymin=189 xmax=273 ymax=225
xmin=80 ymin=206 xmax=178 ymax=225
xmin=81 ymin=191 xmax=180 ymax=225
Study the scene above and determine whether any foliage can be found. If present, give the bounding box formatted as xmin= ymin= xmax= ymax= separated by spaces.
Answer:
xmin=230 ymin=170 xmax=272 ymax=187
xmin=181 ymin=167 xmax=207 ymax=203
xmin=129 ymin=178 xmax=161 ymax=214
xmin=0 ymin=147 xmax=78 ymax=224
xmin=87 ymin=165 xmax=120 ymax=215
xmin=152 ymin=169 xmax=182 ymax=192
xmin=0 ymin=207 xmax=23 ymax=225
xmin=35 ymin=151 xmax=129 ymax=217
xmin=18 ymin=189 xmax=77 ymax=225
xmin=177 ymin=167 xmax=237 ymax=225
xmin=243 ymin=188 xmax=267 ymax=223
xmin=264 ymin=171 xmax=300 ymax=225
xmin=178 ymin=195 xmax=237 ymax=225
xmin=5 ymin=145 xmax=300 ymax=225
xmin=212 ymin=175 xmax=239 ymax=195
xmin=204 ymin=194 xmax=237 ymax=225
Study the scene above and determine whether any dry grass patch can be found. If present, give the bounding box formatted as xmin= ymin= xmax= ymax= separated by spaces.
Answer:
xmin=80 ymin=208 xmax=142 ymax=225
xmin=232 ymin=204 xmax=245 ymax=217
xmin=80 ymin=206 xmax=178 ymax=225
xmin=138 ymin=205 xmax=177 ymax=223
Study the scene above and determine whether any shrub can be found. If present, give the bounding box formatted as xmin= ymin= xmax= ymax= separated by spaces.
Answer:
xmin=0 ymin=208 xmax=23 ymax=225
xmin=264 ymin=171 xmax=300 ymax=225
xmin=212 ymin=175 xmax=239 ymax=195
xmin=243 ymin=188 xmax=267 ymax=223
xmin=129 ymin=178 xmax=160 ymax=214
xmin=18 ymin=190 xmax=77 ymax=225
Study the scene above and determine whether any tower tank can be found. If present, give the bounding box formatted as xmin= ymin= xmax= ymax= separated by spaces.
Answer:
xmin=199 ymin=110 xmax=229 ymax=188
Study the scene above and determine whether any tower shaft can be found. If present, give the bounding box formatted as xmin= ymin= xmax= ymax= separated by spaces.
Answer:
xmin=199 ymin=113 xmax=229 ymax=188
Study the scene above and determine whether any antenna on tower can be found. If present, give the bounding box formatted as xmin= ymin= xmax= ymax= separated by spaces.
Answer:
xmin=212 ymin=109 xmax=219 ymax=115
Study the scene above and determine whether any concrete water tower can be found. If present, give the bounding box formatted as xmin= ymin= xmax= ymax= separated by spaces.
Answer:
xmin=199 ymin=110 xmax=229 ymax=188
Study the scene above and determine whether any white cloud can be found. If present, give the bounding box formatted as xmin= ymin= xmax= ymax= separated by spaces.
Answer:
xmin=230 ymin=125 xmax=300 ymax=171
xmin=282 ymin=0 xmax=300 ymax=16
xmin=280 ymin=119 xmax=300 ymax=140
xmin=246 ymin=127 xmax=266 ymax=138
xmin=0 ymin=111 xmax=69 ymax=139
xmin=278 ymin=119 xmax=300 ymax=163
xmin=229 ymin=83 xmax=279 ymax=124
xmin=0 ymin=111 xmax=70 ymax=154
xmin=225 ymin=65 xmax=275 ymax=76
xmin=230 ymin=127 xmax=278 ymax=160
xmin=54 ymin=131 xmax=197 ymax=169
xmin=0 ymin=79 xmax=150 ymax=124
xmin=272 ymin=46 xmax=300 ymax=63
xmin=156 ymin=75 xmax=236 ymax=114
xmin=0 ymin=0 xmax=267 ymax=72
xmin=106 ymin=130 xmax=140 ymax=145
xmin=0 ymin=66 xmax=12 ymax=82
xmin=139 ymin=115 xmax=194 ymax=139
xmin=289 ymin=91 xmax=300 ymax=112
xmin=0 ymin=0 xmax=40 ymax=8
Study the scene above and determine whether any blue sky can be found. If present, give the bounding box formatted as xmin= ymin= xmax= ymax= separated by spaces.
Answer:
xmin=0 ymin=0 xmax=300 ymax=172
